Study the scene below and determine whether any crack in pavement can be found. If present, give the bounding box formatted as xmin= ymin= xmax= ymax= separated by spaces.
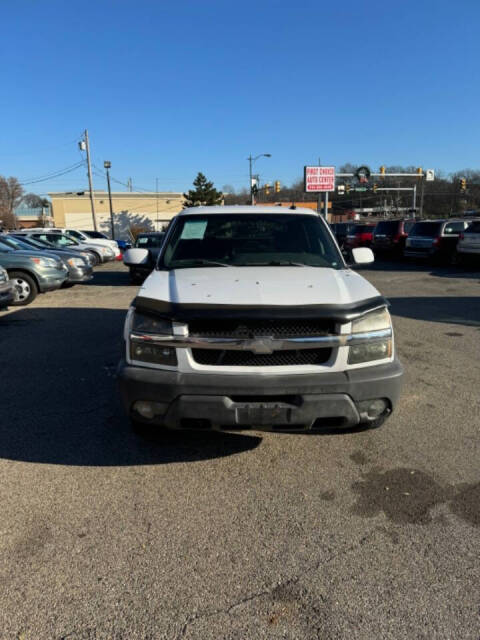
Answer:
xmin=175 ymin=528 xmax=377 ymax=639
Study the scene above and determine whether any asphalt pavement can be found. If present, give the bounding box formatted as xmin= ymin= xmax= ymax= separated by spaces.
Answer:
xmin=0 ymin=259 xmax=479 ymax=639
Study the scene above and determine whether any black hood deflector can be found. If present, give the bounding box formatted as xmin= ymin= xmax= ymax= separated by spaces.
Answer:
xmin=133 ymin=295 xmax=389 ymax=324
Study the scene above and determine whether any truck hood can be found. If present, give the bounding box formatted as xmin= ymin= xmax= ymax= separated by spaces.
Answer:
xmin=138 ymin=266 xmax=380 ymax=307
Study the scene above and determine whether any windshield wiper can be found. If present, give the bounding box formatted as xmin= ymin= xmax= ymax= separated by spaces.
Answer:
xmin=236 ymin=261 xmax=308 ymax=267
xmin=175 ymin=259 xmax=232 ymax=268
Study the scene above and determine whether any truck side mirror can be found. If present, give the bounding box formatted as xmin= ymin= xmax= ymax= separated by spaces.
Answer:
xmin=123 ymin=248 xmax=149 ymax=266
xmin=351 ymin=247 xmax=374 ymax=265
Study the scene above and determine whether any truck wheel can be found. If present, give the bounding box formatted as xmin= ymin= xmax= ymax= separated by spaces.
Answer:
xmin=9 ymin=271 xmax=38 ymax=306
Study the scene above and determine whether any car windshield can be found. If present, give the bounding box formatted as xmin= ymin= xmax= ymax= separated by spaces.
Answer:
xmin=81 ymin=230 xmax=107 ymax=239
xmin=354 ymin=225 xmax=374 ymax=233
xmin=160 ymin=213 xmax=343 ymax=270
xmin=13 ymin=236 xmax=49 ymax=249
xmin=0 ymin=236 xmax=31 ymax=250
xmin=465 ymin=221 xmax=480 ymax=233
xmin=136 ymin=234 xmax=165 ymax=248
xmin=410 ymin=222 xmax=442 ymax=237
xmin=66 ymin=230 xmax=85 ymax=240
xmin=41 ymin=234 xmax=78 ymax=247
xmin=375 ymin=221 xmax=398 ymax=234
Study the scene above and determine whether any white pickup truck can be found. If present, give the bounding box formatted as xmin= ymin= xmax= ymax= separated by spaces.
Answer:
xmin=119 ymin=206 xmax=403 ymax=433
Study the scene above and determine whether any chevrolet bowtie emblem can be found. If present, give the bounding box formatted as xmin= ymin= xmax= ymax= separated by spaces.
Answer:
xmin=249 ymin=337 xmax=276 ymax=354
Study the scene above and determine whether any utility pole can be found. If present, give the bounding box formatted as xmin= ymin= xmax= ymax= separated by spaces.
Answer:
xmin=104 ymin=161 xmax=115 ymax=239
xmin=82 ymin=129 xmax=98 ymax=231
xmin=127 ymin=177 xmax=133 ymax=192
xmin=156 ymin=177 xmax=159 ymax=230
xmin=419 ymin=177 xmax=425 ymax=218
xmin=248 ymin=156 xmax=254 ymax=205
xmin=317 ymin=157 xmax=322 ymax=214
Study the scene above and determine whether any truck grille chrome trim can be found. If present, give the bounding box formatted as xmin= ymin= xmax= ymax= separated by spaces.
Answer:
xmin=130 ymin=328 xmax=392 ymax=353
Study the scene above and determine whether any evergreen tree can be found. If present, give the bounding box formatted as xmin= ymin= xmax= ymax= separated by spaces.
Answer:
xmin=183 ymin=172 xmax=223 ymax=207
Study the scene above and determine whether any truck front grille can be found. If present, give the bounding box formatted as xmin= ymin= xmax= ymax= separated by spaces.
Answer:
xmin=188 ymin=318 xmax=333 ymax=339
xmin=192 ymin=348 xmax=332 ymax=367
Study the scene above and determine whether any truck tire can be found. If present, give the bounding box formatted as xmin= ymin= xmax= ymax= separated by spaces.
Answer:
xmin=9 ymin=271 xmax=38 ymax=306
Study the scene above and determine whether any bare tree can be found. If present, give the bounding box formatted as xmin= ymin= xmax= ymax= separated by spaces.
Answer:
xmin=22 ymin=192 xmax=49 ymax=209
xmin=0 ymin=176 xmax=23 ymax=229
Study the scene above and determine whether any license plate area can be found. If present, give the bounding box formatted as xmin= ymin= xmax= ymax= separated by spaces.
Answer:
xmin=235 ymin=404 xmax=290 ymax=425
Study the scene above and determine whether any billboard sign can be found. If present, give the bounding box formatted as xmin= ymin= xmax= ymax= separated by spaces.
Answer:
xmin=304 ymin=166 xmax=335 ymax=192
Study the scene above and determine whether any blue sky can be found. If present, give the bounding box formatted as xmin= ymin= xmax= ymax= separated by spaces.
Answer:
xmin=1 ymin=0 xmax=478 ymax=195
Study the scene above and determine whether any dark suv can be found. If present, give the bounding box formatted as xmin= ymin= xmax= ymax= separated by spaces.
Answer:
xmin=330 ymin=222 xmax=356 ymax=248
xmin=404 ymin=219 xmax=470 ymax=263
xmin=372 ymin=219 xmax=416 ymax=256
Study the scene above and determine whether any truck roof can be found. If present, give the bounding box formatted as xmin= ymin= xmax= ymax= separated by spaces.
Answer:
xmin=179 ymin=205 xmax=320 ymax=216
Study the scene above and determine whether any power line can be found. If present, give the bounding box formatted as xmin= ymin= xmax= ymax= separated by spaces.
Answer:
xmin=20 ymin=161 xmax=86 ymax=186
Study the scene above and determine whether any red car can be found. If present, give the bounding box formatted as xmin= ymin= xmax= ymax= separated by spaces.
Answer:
xmin=343 ymin=223 xmax=376 ymax=249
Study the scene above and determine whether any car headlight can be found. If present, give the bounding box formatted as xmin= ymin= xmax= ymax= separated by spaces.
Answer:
xmin=129 ymin=311 xmax=177 ymax=366
xmin=0 ymin=268 xmax=8 ymax=283
xmin=100 ymin=246 xmax=114 ymax=256
xmin=80 ymin=252 xmax=93 ymax=263
xmin=348 ymin=308 xmax=392 ymax=364
xmin=29 ymin=256 xmax=60 ymax=268
xmin=67 ymin=257 xmax=87 ymax=267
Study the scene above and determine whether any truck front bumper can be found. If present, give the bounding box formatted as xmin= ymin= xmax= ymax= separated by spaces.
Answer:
xmin=117 ymin=359 xmax=403 ymax=432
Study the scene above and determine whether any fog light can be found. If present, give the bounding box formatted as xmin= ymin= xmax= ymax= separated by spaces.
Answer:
xmin=133 ymin=400 xmax=168 ymax=419
xmin=358 ymin=398 xmax=389 ymax=421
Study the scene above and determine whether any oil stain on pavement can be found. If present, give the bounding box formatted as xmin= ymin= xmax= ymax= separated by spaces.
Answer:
xmin=349 ymin=461 xmax=480 ymax=527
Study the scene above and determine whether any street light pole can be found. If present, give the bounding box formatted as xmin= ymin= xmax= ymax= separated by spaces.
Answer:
xmin=247 ymin=153 xmax=271 ymax=205
xmin=104 ymin=161 xmax=115 ymax=240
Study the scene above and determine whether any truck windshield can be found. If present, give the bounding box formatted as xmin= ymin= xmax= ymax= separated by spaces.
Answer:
xmin=160 ymin=214 xmax=343 ymax=270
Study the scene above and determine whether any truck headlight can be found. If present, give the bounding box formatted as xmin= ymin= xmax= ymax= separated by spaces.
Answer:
xmin=132 ymin=312 xmax=173 ymax=335
xmin=348 ymin=308 xmax=392 ymax=364
xmin=129 ymin=312 xmax=177 ymax=366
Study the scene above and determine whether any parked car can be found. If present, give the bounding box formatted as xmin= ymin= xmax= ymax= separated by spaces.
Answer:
xmin=123 ymin=232 xmax=165 ymax=283
xmin=80 ymin=229 xmax=131 ymax=255
xmin=372 ymin=219 xmax=416 ymax=256
xmin=343 ymin=223 xmax=376 ymax=250
xmin=10 ymin=234 xmax=96 ymax=269
xmin=120 ymin=206 xmax=403 ymax=433
xmin=0 ymin=244 xmax=68 ymax=305
xmin=27 ymin=227 xmax=120 ymax=257
xmin=15 ymin=231 xmax=115 ymax=265
xmin=330 ymin=222 xmax=356 ymax=248
xmin=0 ymin=265 xmax=15 ymax=310
xmin=0 ymin=235 xmax=93 ymax=286
xmin=454 ymin=219 xmax=480 ymax=265
xmin=404 ymin=219 xmax=470 ymax=263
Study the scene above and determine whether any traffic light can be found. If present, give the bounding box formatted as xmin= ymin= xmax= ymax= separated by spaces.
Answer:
xmin=379 ymin=165 xmax=386 ymax=176
xmin=264 ymin=183 xmax=270 ymax=195
xmin=460 ymin=178 xmax=467 ymax=191
xmin=416 ymin=167 xmax=423 ymax=176
xmin=274 ymin=180 xmax=281 ymax=193
xmin=373 ymin=183 xmax=378 ymax=193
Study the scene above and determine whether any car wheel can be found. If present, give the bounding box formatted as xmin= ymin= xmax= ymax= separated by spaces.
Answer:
xmin=88 ymin=251 xmax=100 ymax=266
xmin=9 ymin=271 xmax=38 ymax=306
